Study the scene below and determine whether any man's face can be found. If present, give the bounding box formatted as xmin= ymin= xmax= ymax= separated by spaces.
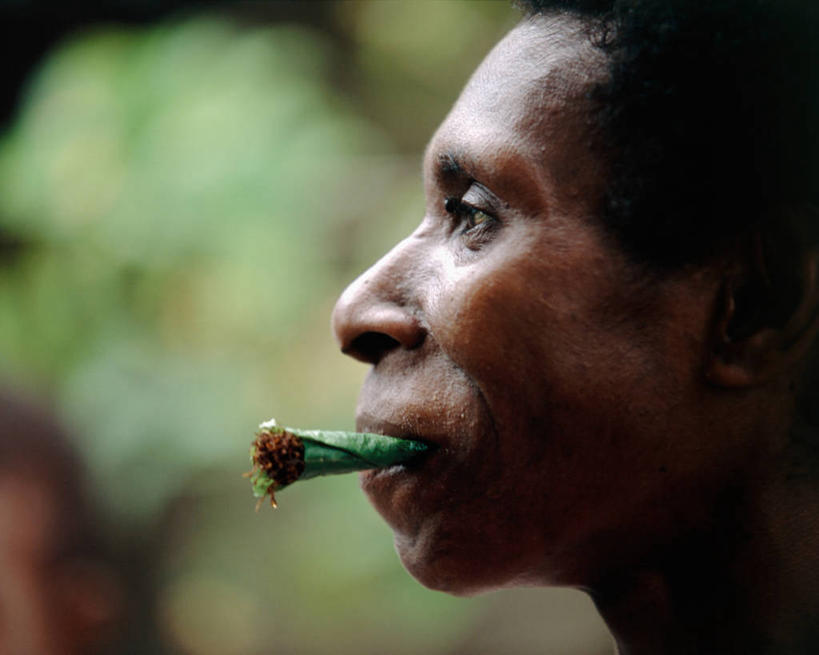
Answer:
xmin=333 ymin=15 xmax=731 ymax=594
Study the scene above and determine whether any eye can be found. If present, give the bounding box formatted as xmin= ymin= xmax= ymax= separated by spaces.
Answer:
xmin=444 ymin=197 xmax=497 ymax=233
xmin=466 ymin=207 xmax=493 ymax=229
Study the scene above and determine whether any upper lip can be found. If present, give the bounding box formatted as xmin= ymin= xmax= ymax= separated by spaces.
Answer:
xmin=356 ymin=411 xmax=442 ymax=449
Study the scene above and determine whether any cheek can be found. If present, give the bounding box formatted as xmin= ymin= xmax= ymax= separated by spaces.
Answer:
xmin=432 ymin=246 xmax=612 ymax=423
xmin=398 ymin=230 xmax=719 ymax=588
xmin=427 ymin=249 xmax=665 ymax=492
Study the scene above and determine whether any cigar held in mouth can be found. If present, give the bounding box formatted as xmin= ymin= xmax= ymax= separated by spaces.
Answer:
xmin=247 ymin=418 xmax=430 ymax=508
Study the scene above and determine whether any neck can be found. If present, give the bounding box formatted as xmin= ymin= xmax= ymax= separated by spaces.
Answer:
xmin=589 ymin=442 xmax=819 ymax=655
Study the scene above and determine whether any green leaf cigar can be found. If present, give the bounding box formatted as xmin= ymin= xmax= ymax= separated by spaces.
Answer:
xmin=247 ymin=419 xmax=430 ymax=508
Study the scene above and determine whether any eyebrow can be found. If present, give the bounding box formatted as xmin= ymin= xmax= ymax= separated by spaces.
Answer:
xmin=432 ymin=151 xmax=483 ymax=189
xmin=428 ymin=144 xmax=549 ymax=218
xmin=437 ymin=152 xmax=464 ymax=176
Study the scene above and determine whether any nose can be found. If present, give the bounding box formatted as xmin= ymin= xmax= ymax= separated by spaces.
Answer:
xmin=332 ymin=239 xmax=427 ymax=364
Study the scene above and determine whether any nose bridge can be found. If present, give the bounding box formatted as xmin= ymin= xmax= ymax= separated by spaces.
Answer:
xmin=332 ymin=233 xmax=427 ymax=362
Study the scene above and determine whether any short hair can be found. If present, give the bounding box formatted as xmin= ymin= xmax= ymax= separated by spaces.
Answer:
xmin=517 ymin=1 xmax=819 ymax=283
xmin=517 ymin=1 xmax=819 ymax=437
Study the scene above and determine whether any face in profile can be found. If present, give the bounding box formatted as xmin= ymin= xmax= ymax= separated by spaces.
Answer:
xmin=332 ymin=14 xmax=745 ymax=595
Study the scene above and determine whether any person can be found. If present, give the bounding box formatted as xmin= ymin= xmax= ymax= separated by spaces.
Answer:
xmin=0 ymin=389 xmax=122 ymax=654
xmin=331 ymin=1 xmax=819 ymax=653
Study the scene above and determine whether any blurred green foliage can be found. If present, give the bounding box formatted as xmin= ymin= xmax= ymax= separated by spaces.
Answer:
xmin=0 ymin=14 xmax=389 ymax=519
xmin=0 ymin=2 xmax=611 ymax=653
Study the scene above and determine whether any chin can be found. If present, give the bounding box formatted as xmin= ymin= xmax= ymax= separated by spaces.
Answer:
xmin=394 ymin=532 xmax=491 ymax=597
xmin=360 ymin=474 xmax=486 ymax=594
xmin=389 ymin=514 xmax=546 ymax=597
xmin=358 ymin=447 xmax=552 ymax=595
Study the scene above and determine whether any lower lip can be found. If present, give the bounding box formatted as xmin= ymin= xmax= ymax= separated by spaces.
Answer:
xmin=360 ymin=441 xmax=439 ymax=488
xmin=358 ymin=450 xmax=447 ymax=538
xmin=359 ymin=466 xmax=412 ymax=514
xmin=361 ymin=453 xmax=426 ymax=487
xmin=367 ymin=444 xmax=434 ymax=476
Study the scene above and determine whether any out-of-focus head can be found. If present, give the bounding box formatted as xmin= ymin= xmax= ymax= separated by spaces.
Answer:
xmin=0 ymin=389 xmax=121 ymax=654
xmin=332 ymin=1 xmax=819 ymax=595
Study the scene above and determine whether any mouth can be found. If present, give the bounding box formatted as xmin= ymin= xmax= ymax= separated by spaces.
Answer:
xmin=355 ymin=412 xmax=444 ymax=454
xmin=354 ymin=410 xmax=460 ymax=543
xmin=355 ymin=411 xmax=446 ymax=488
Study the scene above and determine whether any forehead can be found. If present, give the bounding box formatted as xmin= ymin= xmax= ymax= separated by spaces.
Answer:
xmin=425 ymin=14 xmax=606 ymax=206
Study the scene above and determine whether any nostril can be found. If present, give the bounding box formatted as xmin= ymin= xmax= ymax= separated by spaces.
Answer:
xmin=344 ymin=331 xmax=402 ymax=364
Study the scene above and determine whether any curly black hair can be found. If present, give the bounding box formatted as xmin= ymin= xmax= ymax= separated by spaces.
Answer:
xmin=518 ymin=0 xmax=819 ymax=432
xmin=516 ymin=1 xmax=818 ymax=276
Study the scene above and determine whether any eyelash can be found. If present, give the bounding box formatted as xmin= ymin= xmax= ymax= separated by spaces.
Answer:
xmin=444 ymin=197 xmax=497 ymax=235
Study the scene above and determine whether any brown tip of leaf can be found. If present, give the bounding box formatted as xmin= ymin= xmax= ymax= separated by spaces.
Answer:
xmin=252 ymin=428 xmax=306 ymax=495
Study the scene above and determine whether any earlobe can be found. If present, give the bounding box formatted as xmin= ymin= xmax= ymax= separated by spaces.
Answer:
xmin=706 ymin=251 xmax=819 ymax=388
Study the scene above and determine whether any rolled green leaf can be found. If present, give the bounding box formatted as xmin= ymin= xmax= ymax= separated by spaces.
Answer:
xmin=247 ymin=419 xmax=429 ymax=508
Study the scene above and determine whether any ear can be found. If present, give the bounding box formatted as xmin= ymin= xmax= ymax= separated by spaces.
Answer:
xmin=706 ymin=249 xmax=819 ymax=388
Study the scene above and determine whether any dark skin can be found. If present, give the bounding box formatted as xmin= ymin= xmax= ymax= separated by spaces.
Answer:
xmin=332 ymin=14 xmax=819 ymax=655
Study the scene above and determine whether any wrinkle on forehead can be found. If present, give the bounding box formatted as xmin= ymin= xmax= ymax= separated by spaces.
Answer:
xmin=424 ymin=13 xmax=608 ymax=216
xmin=430 ymin=13 xmax=608 ymax=168
xmin=461 ymin=14 xmax=606 ymax=120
